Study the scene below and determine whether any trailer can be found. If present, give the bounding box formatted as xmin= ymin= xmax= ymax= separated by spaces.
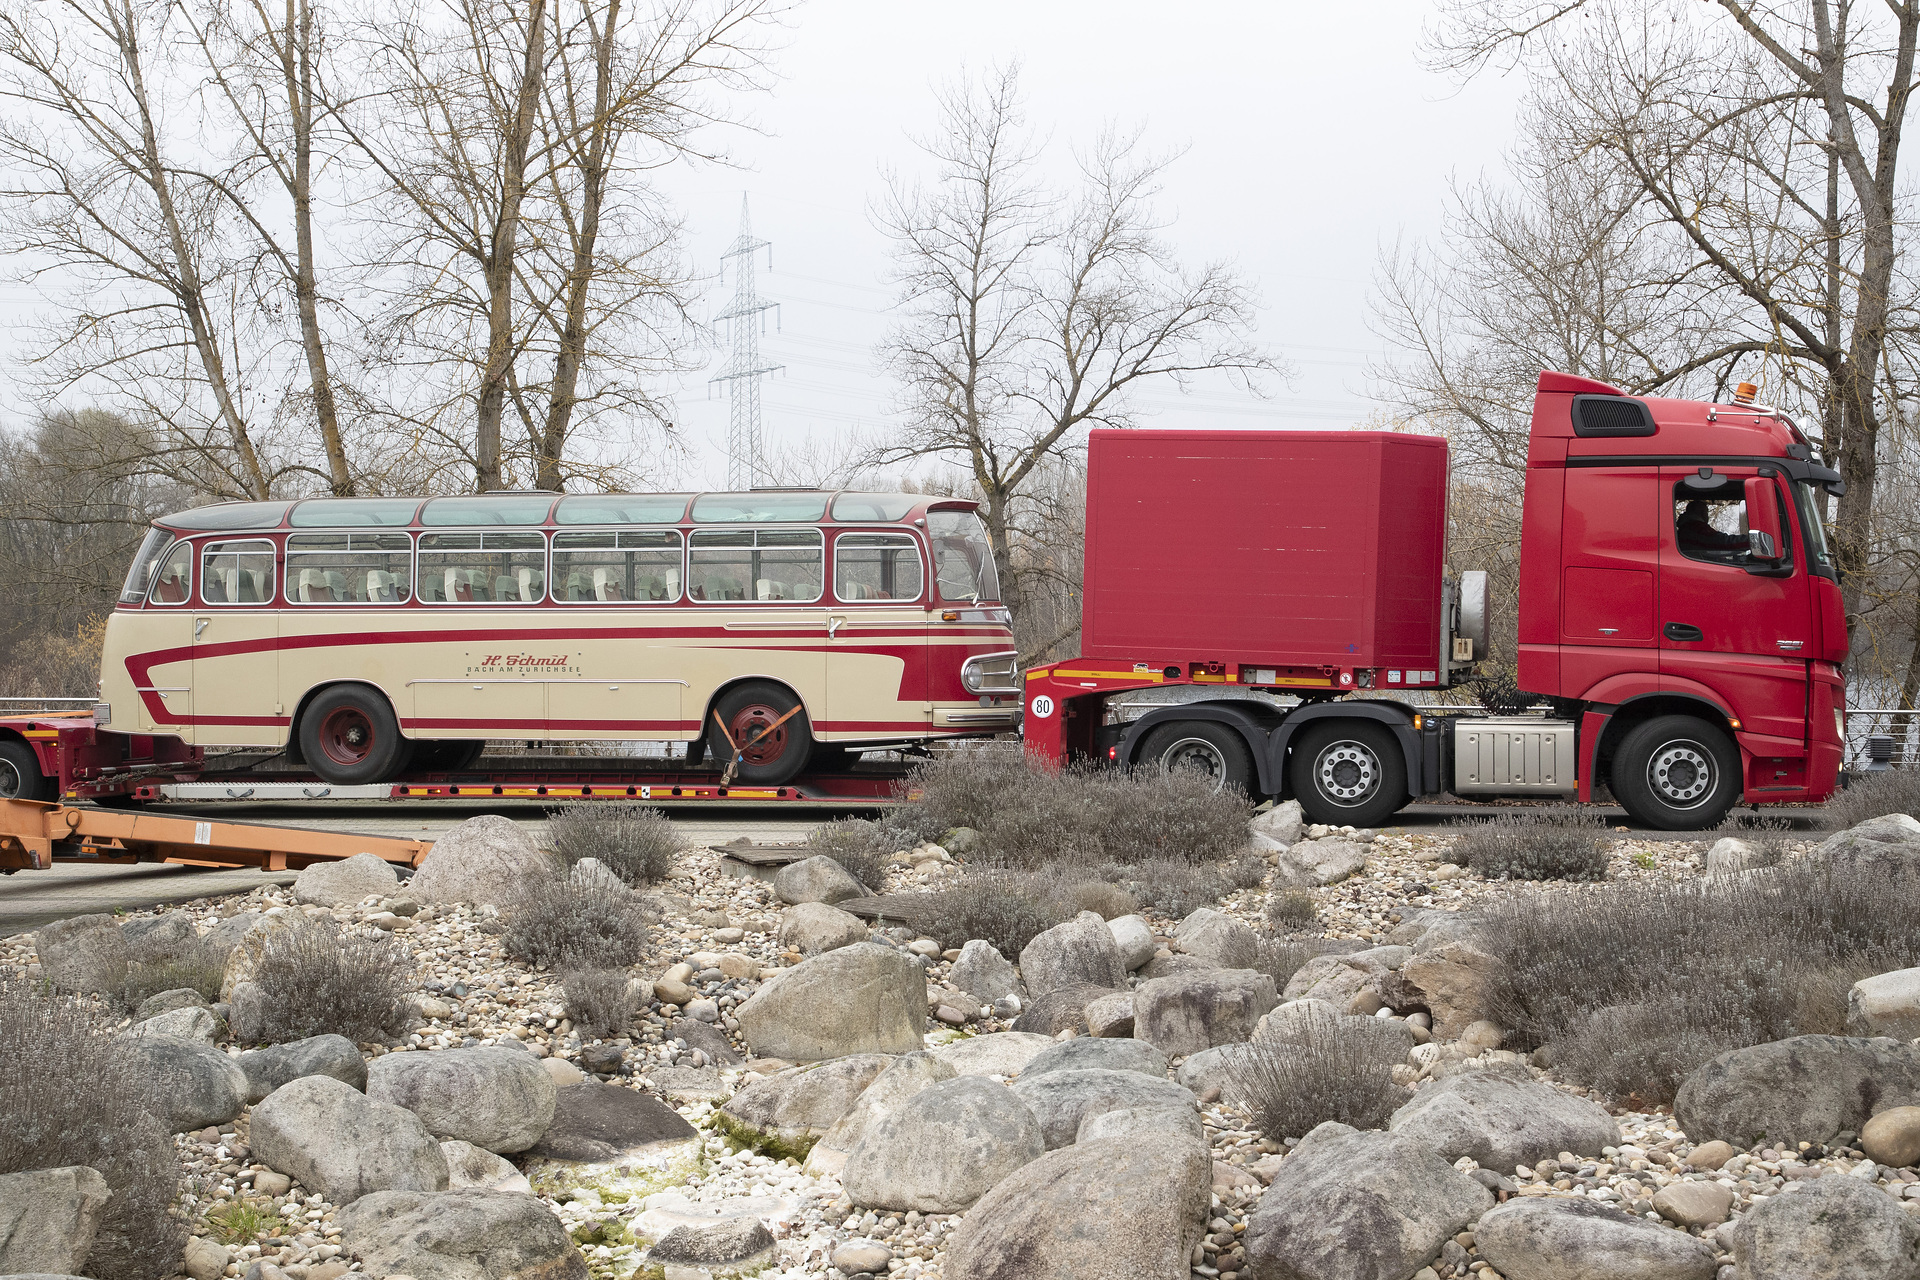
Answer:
xmin=1025 ymin=372 xmax=1850 ymax=831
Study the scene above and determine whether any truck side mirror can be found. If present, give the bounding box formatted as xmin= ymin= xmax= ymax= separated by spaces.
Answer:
xmin=1744 ymin=477 xmax=1784 ymax=561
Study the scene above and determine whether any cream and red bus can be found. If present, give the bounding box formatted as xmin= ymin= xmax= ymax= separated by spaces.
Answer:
xmin=96 ymin=490 xmax=1021 ymax=786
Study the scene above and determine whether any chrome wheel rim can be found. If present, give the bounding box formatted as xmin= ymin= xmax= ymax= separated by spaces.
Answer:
xmin=1647 ymin=740 xmax=1715 ymax=808
xmin=1316 ymin=739 xmax=1380 ymax=805
xmin=1158 ymin=737 xmax=1228 ymax=789
xmin=0 ymin=759 xmax=21 ymax=799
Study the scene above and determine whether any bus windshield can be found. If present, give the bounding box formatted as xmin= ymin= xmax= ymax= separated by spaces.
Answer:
xmin=119 ymin=528 xmax=174 ymax=604
xmin=927 ymin=510 xmax=1001 ymax=603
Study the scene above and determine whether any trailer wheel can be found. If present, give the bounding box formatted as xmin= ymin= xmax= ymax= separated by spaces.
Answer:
xmin=706 ymin=681 xmax=814 ymax=786
xmin=1139 ymin=722 xmax=1257 ymax=797
xmin=1610 ymin=714 xmax=1740 ymax=830
xmin=1290 ymin=720 xmax=1408 ymax=829
xmin=299 ymin=685 xmax=409 ymax=785
xmin=0 ymin=739 xmax=54 ymax=802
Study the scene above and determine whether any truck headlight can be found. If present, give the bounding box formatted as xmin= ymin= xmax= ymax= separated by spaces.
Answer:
xmin=1835 ymin=708 xmax=1846 ymax=742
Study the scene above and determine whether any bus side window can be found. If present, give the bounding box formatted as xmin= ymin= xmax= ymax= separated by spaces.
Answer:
xmin=148 ymin=539 xmax=194 ymax=605
xmin=287 ymin=532 xmax=412 ymax=603
xmin=835 ymin=533 xmax=924 ymax=602
xmin=553 ymin=530 xmax=682 ymax=603
xmin=689 ymin=529 xmax=822 ymax=604
xmin=419 ymin=531 xmax=545 ymax=605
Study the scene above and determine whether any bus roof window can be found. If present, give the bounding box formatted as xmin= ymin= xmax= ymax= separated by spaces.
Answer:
xmin=830 ymin=492 xmax=919 ymax=521
xmin=290 ymin=498 xmax=422 ymax=527
xmin=691 ymin=492 xmax=828 ymax=523
xmin=554 ymin=494 xmax=691 ymax=524
xmin=420 ymin=495 xmax=557 ymax=526
xmin=164 ymin=501 xmax=293 ymax=531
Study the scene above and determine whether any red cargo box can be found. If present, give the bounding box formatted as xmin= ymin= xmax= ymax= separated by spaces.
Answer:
xmin=1082 ymin=428 xmax=1449 ymax=673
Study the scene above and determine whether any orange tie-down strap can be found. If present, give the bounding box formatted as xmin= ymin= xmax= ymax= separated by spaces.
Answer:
xmin=0 ymin=798 xmax=433 ymax=873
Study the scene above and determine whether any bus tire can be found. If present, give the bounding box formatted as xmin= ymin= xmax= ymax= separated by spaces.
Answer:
xmin=1138 ymin=721 xmax=1257 ymax=798
xmin=1289 ymin=720 xmax=1408 ymax=829
xmin=300 ymin=685 xmax=409 ymax=785
xmin=0 ymin=739 xmax=55 ymax=802
xmin=411 ymin=740 xmax=487 ymax=772
xmin=1610 ymin=714 xmax=1740 ymax=831
xmin=707 ymin=681 xmax=814 ymax=786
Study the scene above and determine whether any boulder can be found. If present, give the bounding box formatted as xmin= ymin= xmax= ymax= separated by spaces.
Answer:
xmin=646 ymin=1217 xmax=775 ymax=1275
xmin=1282 ymin=948 xmax=1397 ymax=1005
xmin=521 ymin=1081 xmax=696 ymax=1163
xmin=1008 ymin=982 xmax=1122 ymax=1037
xmin=1254 ymin=997 xmax=1342 ymax=1043
xmin=1077 ymin=1103 xmax=1206 ymax=1146
xmin=716 ymin=1055 xmax=893 ymax=1159
xmin=1730 ymin=1174 xmax=1920 ymax=1279
xmin=440 ymin=1141 xmax=531 ymax=1193
xmin=1018 ymin=1036 xmax=1169 ymax=1082
xmin=1085 ymin=992 xmax=1136 ymax=1038
xmin=949 ymin=939 xmax=1021 ymax=1002
xmin=1017 ymin=912 xmax=1128 ymax=996
xmin=565 ymin=857 xmax=625 ymax=895
xmin=201 ymin=911 xmax=262 ymax=960
xmin=133 ymin=987 xmax=210 ymax=1022
xmin=117 ymin=1033 xmax=250 ymax=1132
xmin=771 ymin=854 xmax=865 ymax=906
xmin=121 ymin=913 xmax=199 ymax=964
xmin=1848 ymin=966 xmax=1920 ymax=1040
xmin=0 ymin=1167 xmax=111 ymax=1277
xmin=236 ymin=1034 xmax=368 ymax=1104
xmin=928 ymin=1032 xmax=1054 ymax=1078
xmin=1400 ymin=938 xmax=1499 ymax=1038
xmin=32 ymin=914 xmax=130 ymax=994
xmin=1276 ymin=838 xmax=1368 ymax=887
xmin=1704 ymin=837 xmax=1764 ymax=877
xmin=1475 ymin=1197 xmax=1718 ymax=1280
xmin=1133 ymin=969 xmax=1279 ymax=1057
xmin=1137 ymin=952 xmax=1210 ymax=981
xmin=1008 ymin=1067 xmax=1198 ymax=1149
xmin=1174 ymin=908 xmax=1257 ymax=969
xmin=843 ymin=1075 xmax=1046 ymax=1212
xmin=1816 ymin=812 xmax=1920 ymax=858
xmin=181 ymin=1236 xmax=231 ymax=1280
xmin=129 ymin=1005 xmax=219 ymax=1044
xmin=367 ymin=1046 xmax=557 ymax=1154
xmin=218 ymin=913 xmax=301 ymax=1002
xmin=943 ymin=1135 xmax=1210 ymax=1280
xmin=337 ymin=1189 xmax=587 ymax=1280
xmin=1389 ymin=1063 xmax=1620 ymax=1169
xmin=1252 ymin=799 xmax=1305 ymax=845
xmin=406 ymin=815 xmax=559 ymax=909
xmin=736 ymin=943 xmax=926 ymax=1061
xmin=1242 ymin=1128 xmax=1493 ymax=1280
xmin=291 ymin=853 xmax=400 ymax=908
xmin=1674 ymin=1035 xmax=1920 ymax=1149
xmin=225 ymin=981 xmax=270 ymax=1045
xmin=802 ymin=1052 xmax=954 ymax=1178
xmin=1106 ymin=915 xmax=1157 ymax=971
xmin=775 ymin=901 xmax=867 ymax=955
xmin=250 ymin=1074 xmax=450 ymax=1204
xmin=1174 ymin=1044 xmax=1258 ymax=1103
xmin=1863 ymin=1106 xmax=1920 ymax=1170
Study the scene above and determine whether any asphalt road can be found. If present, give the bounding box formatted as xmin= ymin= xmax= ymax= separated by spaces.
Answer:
xmin=0 ymin=797 xmax=1831 ymax=938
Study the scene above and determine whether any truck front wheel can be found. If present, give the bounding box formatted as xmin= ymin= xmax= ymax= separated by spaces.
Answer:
xmin=1610 ymin=714 xmax=1740 ymax=830
xmin=1290 ymin=721 xmax=1408 ymax=829
xmin=1138 ymin=722 xmax=1257 ymax=798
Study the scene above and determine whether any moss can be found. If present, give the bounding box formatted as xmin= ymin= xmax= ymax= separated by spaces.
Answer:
xmin=709 ymin=1109 xmax=817 ymax=1162
xmin=524 ymin=1138 xmax=705 ymax=1202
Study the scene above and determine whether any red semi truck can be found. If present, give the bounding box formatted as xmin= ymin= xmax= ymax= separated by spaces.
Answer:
xmin=1023 ymin=371 xmax=1849 ymax=830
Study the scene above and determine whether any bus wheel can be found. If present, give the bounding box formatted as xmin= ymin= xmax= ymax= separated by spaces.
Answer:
xmin=708 ymin=682 xmax=814 ymax=786
xmin=301 ymin=686 xmax=408 ymax=785
xmin=1138 ymin=721 xmax=1256 ymax=797
xmin=1610 ymin=714 xmax=1740 ymax=831
xmin=0 ymin=739 xmax=55 ymax=802
xmin=1290 ymin=720 xmax=1408 ymax=829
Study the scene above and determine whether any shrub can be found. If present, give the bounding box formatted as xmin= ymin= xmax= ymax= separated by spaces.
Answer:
xmin=805 ymin=818 xmax=892 ymax=891
xmin=561 ymin=969 xmax=638 ymax=1040
xmin=546 ymin=802 xmax=681 ymax=885
xmin=1251 ymin=938 xmax=1313 ymax=990
xmin=1049 ymin=876 xmax=1138 ymax=920
xmin=250 ymin=918 xmax=411 ymax=1044
xmin=1228 ymin=1022 xmax=1407 ymax=1139
xmin=504 ymin=877 xmax=651 ymax=970
xmin=1821 ymin=765 xmax=1920 ymax=830
xmin=0 ymin=981 xmax=186 ymax=1280
xmin=1266 ymin=888 xmax=1317 ymax=931
xmin=116 ymin=955 xmax=225 ymax=1011
xmin=1712 ymin=814 xmax=1793 ymax=869
xmin=906 ymin=873 xmax=1067 ymax=956
xmin=1446 ymin=812 xmax=1608 ymax=881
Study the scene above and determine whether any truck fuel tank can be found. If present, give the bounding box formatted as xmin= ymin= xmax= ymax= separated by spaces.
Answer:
xmin=1451 ymin=716 xmax=1578 ymax=795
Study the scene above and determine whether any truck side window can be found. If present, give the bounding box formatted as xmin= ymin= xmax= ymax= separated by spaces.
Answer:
xmin=1671 ymin=480 xmax=1791 ymax=569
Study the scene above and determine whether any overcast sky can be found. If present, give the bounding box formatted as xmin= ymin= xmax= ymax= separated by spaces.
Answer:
xmin=658 ymin=0 xmax=1526 ymax=488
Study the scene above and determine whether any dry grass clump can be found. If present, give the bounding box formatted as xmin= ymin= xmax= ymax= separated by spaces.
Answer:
xmin=546 ymin=802 xmax=681 ymax=885
xmin=250 ymin=918 xmax=410 ymax=1044
xmin=1478 ymin=855 xmax=1920 ymax=1107
xmin=1228 ymin=1021 xmax=1407 ymax=1139
xmin=804 ymin=818 xmax=892 ymax=891
xmin=1251 ymin=938 xmax=1313 ymax=990
xmin=116 ymin=955 xmax=226 ymax=1010
xmin=504 ymin=877 xmax=651 ymax=970
xmin=0 ymin=981 xmax=186 ymax=1280
xmin=1821 ymin=765 xmax=1920 ymax=830
xmin=561 ymin=969 xmax=638 ymax=1040
xmin=1446 ymin=812 xmax=1608 ymax=881
xmin=905 ymin=873 xmax=1074 ymax=956
xmin=1266 ymin=888 xmax=1318 ymax=932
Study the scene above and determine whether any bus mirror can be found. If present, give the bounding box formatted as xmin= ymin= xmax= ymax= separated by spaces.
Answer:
xmin=1744 ymin=476 xmax=1784 ymax=562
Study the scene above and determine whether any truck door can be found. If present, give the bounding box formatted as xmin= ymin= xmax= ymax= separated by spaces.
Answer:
xmin=1558 ymin=463 xmax=1661 ymax=697
xmin=1657 ymin=467 xmax=1811 ymax=742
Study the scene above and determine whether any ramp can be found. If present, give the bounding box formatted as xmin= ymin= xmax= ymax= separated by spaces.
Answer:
xmin=0 ymin=798 xmax=432 ymax=873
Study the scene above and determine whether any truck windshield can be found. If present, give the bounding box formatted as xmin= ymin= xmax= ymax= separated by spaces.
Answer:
xmin=1794 ymin=481 xmax=1835 ymax=575
xmin=119 ymin=528 xmax=175 ymax=604
xmin=927 ymin=510 xmax=1001 ymax=603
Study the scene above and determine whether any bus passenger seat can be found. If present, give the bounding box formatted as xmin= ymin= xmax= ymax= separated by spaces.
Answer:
xmin=367 ymin=570 xmax=399 ymax=602
xmin=592 ymin=568 xmax=624 ymax=601
xmin=564 ymin=572 xmax=590 ymax=602
xmin=518 ymin=567 xmax=540 ymax=601
xmin=449 ymin=569 xmax=473 ymax=603
xmin=241 ymin=569 xmax=267 ymax=602
xmin=297 ymin=568 xmax=334 ymax=603
xmin=665 ymin=569 xmax=681 ymax=598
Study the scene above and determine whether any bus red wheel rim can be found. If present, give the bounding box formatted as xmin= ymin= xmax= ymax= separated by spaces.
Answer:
xmin=730 ymin=703 xmax=789 ymax=764
xmin=318 ymin=706 xmax=377 ymax=766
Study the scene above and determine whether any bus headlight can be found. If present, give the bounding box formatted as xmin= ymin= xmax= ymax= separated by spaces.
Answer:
xmin=961 ymin=651 xmax=1021 ymax=695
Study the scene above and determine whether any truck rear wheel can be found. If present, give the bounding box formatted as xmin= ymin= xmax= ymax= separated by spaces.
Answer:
xmin=1610 ymin=714 xmax=1740 ymax=830
xmin=0 ymin=739 xmax=54 ymax=802
xmin=1139 ymin=722 xmax=1257 ymax=798
xmin=300 ymin=685 xmax=410 ymax=785
xmin=706 ymin=681 xmax=814 ymax=786
xmin=1290 ymin=720 xmax=1408 ymax=829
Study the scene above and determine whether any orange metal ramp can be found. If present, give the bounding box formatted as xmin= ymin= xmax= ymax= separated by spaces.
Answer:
xmin=0 ymin=799 xmax=432 ymax=873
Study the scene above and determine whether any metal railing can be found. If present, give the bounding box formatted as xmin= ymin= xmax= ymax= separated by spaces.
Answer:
xmin=0 ymin=697 xmax=95 ymax=713
xmin=1844 ymin=709 xmax=1920 ymax=771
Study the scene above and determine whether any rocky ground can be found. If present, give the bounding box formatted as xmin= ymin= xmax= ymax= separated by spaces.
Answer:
xmin=3 ymin=804 xmax=1917 ymax=1280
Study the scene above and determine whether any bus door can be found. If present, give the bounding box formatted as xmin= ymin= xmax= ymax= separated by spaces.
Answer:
xmin=825 ymin=532 xmax=929 ymax=743
xmin=193 ymin=540 xmax=281 ymax=746
xmin=135 ymin=538 xmax=196 ymax=735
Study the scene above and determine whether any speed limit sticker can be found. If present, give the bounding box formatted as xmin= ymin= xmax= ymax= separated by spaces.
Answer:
xmin=1030 ymin=695 xmax=1055 ymax=718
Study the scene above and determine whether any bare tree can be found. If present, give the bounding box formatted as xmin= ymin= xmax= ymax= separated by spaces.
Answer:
xmin=876 ymin=66 xmax=1279 ymax=642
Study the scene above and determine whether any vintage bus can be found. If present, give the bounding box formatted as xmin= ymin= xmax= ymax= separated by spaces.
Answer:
xmin=96 ymin=490 xmax=1021 ymax=786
